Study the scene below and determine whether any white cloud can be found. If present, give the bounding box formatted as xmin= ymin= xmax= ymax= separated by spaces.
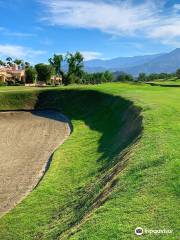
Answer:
xmin=39 ymin=0 xmax=180 ymax=46
xmin=80 ymin=51 xmax=102 ymax=60
xmin=149 ymin=19 xmax=180 ymax=39
xmin=0 ymin=44 xmax=45 ymax=58
xmin=40 ymin=0 xmax=158 ymax=35
xmin=147 ymin=16 xmax=180 ymax=47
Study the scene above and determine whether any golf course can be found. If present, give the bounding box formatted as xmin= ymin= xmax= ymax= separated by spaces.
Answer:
xmin=0 ymin=82 xmax=179 ymax=240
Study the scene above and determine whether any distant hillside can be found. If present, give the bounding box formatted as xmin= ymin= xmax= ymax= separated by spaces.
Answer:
xmin=84 ymin=53 xmax=163 ymax=71
xmin=84 ymin=48 xmax=180 ymax=75
xmin=125 ymin=48 xmax=180 ymax=76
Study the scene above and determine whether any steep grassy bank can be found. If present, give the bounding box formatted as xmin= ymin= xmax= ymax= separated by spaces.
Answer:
xmin=0 ymin=86 xmax=142 ymax=239
xmin=72 ymin=83 xmax=180 ymax=240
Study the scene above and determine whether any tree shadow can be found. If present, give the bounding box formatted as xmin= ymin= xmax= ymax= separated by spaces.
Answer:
xmin=34 ymin=89 xmax=143 ymax=172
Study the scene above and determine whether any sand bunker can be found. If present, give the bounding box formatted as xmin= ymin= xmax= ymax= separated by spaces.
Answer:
xmin=0 ymin=110 xmax=70 ymax=217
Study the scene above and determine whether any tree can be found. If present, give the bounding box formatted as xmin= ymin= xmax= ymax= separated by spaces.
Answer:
xmin=116 ymin=72 xmax=126 ymax=82
xmin=82 ymin=71 xmax=114 ymax=85
xmin=94 ymin=72 xmax=104 ymax=84
xmin=35 ymin=64 xmax=53 ymax=83
xmin=25 ymin=67 xmax=37 ymax=84
xmin=6 ymin=57 xmax=13 ymax=67
xmin=147 ymin=73 xmax=158 ymax=81
xmin=116 ymin=72 xmax=134 ymax=82
xmin=176 ymin=69 xmax=180 ymax=79
xmin=125 ymin=74 xmax=134 ymax=81
xmin=158 ymin=72 xmax=168 ymax=79
xmin=25 ymin=62 xmax=31 ymax=68
xmin=14 ymin=59 xmax=24 ymax=70
xmin=138 ymin=73 xmax=147 ymax=82
xmin=0 ymin=60 xmax=5 ymax=67
xmin=103 ymin=71 xmax=113 ymax=82
xmin=66 ymin=52 xmax=84 ymax=85
xmin=49 ymin=54 xmax=64 ymax=84
xmin=6 ymin=57 xmax=12 ymax=62
xmin=14 ymin=59 xmax=22 ymax=65
xmin=82 ymin=72 xmax=94 ymax=84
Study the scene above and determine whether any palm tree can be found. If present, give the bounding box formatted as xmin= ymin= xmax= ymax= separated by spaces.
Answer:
xmin=13 ymin=59 xmax=24 ymax=70
xmin=6 ymin=57 xmax=12 ymax=62
xmin=25 ymin=62 xmax=30 ymax=68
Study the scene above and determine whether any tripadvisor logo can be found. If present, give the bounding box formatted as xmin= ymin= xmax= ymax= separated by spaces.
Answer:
xmin=135 ymin=227 xmax=173 ymax=236
xmin=135 ymin=227 xmax=143 ymax=236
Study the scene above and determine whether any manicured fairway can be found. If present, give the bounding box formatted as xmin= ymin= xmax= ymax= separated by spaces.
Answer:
xmin=0 ymin=83 xmax=179 ymax=240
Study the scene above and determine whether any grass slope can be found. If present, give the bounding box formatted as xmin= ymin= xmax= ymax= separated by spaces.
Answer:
xmin=0 ymin=83 xmax=179 ymax=240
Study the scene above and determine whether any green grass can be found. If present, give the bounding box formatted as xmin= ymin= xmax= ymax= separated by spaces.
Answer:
xmin=0 ymin=83 xmax=179 ymax=240
xmin=0 ymin=86 xmax=37 ymax=91
xmin=148 ymin=77 xmax=180 ymax=86
xmin=0 ymin=85 xmax=61 ymax=92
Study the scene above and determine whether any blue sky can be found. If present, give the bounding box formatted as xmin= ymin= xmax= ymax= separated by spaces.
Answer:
xmin=0 ymin=0 xmax=180 ymax=63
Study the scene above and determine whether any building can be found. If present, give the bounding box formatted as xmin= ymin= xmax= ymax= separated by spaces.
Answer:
xmin=0 ymin=69 xmax=7 ymax=82
xmin=0 ymin=65 xmax=62 ymax=85
xmin=0 ymin=65 xmax=25 ymax=83
xmin=50 ymin=75 xmax=63 ymax=85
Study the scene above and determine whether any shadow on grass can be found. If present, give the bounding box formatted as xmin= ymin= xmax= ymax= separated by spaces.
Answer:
xmin=33 ymin=89 xmax=143 ymax=238
xmin=34 ymin=89 xmax=143 ymax=172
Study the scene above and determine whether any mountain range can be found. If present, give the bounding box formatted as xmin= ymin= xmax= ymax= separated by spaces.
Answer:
xmin=84 ymin=48 xmax=180 ymax=76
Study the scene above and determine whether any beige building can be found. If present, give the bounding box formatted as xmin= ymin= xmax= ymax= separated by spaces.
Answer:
xmin=0 ymin=69 xmax=7 ymax=82
xmin=0 ymin=66 xmax=25 ymax=82
xmin=51 ymin=75 xmax=62 ymax=85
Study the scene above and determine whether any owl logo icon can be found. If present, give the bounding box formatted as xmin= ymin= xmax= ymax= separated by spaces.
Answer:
xmin=135 ymin=227 xmax=143 ymax=236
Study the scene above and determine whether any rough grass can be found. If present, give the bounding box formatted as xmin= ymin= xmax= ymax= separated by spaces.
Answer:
xmin=0 ymin=83 xmax=179 ymax=240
